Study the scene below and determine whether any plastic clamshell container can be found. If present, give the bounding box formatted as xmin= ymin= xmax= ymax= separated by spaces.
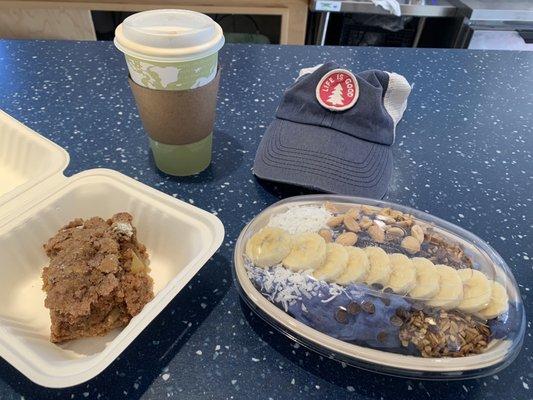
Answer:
xmin=0 ymin=110 xmax=224 ymax=388
xmin=233 ymin=195 xmax=525 ymax=380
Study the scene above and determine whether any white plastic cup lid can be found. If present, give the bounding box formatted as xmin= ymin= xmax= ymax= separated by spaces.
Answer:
xmin=114 ymin=9 xmax=224 ymax=62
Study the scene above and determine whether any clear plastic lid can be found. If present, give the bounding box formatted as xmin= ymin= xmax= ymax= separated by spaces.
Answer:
xmin=114 ymin=9 xmax=225 ymax=62
xmin=233 ymin=195 xmax=525 ymax=379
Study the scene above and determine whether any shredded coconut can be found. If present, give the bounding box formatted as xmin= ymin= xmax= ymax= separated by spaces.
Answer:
xmin=246 ymin=261 xmax=344 ymax=311
xmin=267 ymin=205 xmax=332 ymax=235
xmin=321 ymin=284 xmax=344 ymax=303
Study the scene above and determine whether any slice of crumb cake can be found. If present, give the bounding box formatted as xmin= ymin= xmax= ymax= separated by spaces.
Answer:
xmin=42 ymin=212 xmax=154 ymax=343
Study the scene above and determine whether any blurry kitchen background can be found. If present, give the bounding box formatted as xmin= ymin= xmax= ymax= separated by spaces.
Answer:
xmin=0 ymin=0 xmax=531 ymax=50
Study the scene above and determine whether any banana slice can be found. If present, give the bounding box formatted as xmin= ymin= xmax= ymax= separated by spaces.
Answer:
xmin=335 ymin=247 xmax=369 ymax=285
xmin=245 ymin=227 xmax=292 ymax=268
xmin=426 ymin=265 xmax=464 ymax=309
xmin=282 ymin=232 xmax=326 ymax=272
xmin=409 ymin=257 xmax=440 ymax=300
xmin=477 ymin=281 xmax=509 ymax=319
xmin=387 ymin=253 xmax=417 ymax=294
xmin=314 ymin=243 xmax=349 ymax=282
xmin=457 ymin=269 xmax=493 ymax=313
xmin=364 ymin=247 xmax=391 ymax=286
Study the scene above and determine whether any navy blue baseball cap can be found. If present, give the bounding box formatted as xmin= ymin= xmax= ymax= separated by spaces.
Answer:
xmin=253 ymin=62 xmax=411 ymax=198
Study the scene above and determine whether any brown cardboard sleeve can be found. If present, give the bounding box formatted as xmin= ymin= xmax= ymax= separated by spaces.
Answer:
xmin=128 ymin=69 xmax=221 ymax=145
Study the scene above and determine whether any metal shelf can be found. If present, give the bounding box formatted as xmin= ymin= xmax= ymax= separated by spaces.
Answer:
xmin=310 ymin=0 xmax=458 ymax=17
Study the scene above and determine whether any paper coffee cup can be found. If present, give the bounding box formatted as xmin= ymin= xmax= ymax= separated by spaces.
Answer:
xmin=114 ymin=9 xmax=224 ymax=175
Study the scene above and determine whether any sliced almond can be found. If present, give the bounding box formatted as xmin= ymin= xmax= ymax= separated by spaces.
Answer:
xmin=345 ymin=207 xmax=360 ymax=218
xmin=401 ymin=236 xmax=421 ymax=254
xmin=376 ymin=214 xmax=395 ymax=224
xmin=396 ymin=220 xmax=414 ymax=228
xmin=359 ymin=216 xmax=373 ymax=230
xmin=343 ymin=214 xmax=360 ymax=232
xmin=318 ymin=229 xmax=333 ymax=243
xmin=327 ymin=215 xmax=344 ymax=228
xmin=368 ymin=224 xmax=385 ymax=243
xmin=335 ymin=232 xmax=358 ymax=246
xmin=361 ymin=205 xmax=374 ymax=215
xmin=411 ymin=224 xmax=425 ymax=244
xmin=379 ymin=207 xmax=393 ymax=216
xmin=386 ymin=226 xmax=405 ymax=237
xmin=373 ymin=219 xmax=387 ymax=229
xmin=324 ymin=201 xmax=338 ymax=214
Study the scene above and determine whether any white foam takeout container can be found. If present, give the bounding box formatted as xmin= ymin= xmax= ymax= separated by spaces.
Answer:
xmin=0 ymin=110 xmax=224 ymax=388
xmin=233 ymin=195 xmax=526 ymax=380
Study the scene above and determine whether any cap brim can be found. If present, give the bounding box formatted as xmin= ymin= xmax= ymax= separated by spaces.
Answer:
xmin=253 ymin=119 xmax=393 ymax=199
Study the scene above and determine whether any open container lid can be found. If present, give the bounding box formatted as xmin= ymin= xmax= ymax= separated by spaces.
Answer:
xmin=0 ymin=110 xmax=69 ymax=222
xmin=233 ymin=195 xmax=526 ymax=379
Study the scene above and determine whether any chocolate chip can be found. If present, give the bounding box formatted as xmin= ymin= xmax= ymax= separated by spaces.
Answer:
xmin=335 ymin=307 xmax=349 ymax=324
xmin=411 ymin=301 xmax=425 ymax=311
xmin=361 ymin=300 xmax=375 ymax=314
xmin=347 ymin=302 xmax=361 ymax=315
xmin=429 ymin=324 xmax=440 ymax=334
xmin=379 ymin=296 xmax=391 ymax=306
xmin=395 ymin=307 xmax=409 ymax=319
xmin=390 ymin=315 xmax=403 ymax=327
xmin=383 ymin=287 xmax=394 ymax=294
xmin=377 ymin=331 xmax=388 ymax=343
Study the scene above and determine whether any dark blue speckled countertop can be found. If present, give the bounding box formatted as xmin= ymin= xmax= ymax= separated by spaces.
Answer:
xmin=0 ymin=40 xmax=531 ymax=400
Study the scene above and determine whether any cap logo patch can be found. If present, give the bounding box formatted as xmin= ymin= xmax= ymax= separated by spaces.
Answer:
xmin=316 ymin=69 xmax=359 ymax=111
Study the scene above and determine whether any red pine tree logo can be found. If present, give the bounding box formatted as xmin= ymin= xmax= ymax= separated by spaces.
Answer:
xmin=316 ymin=69 xmax=359 ymax=111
